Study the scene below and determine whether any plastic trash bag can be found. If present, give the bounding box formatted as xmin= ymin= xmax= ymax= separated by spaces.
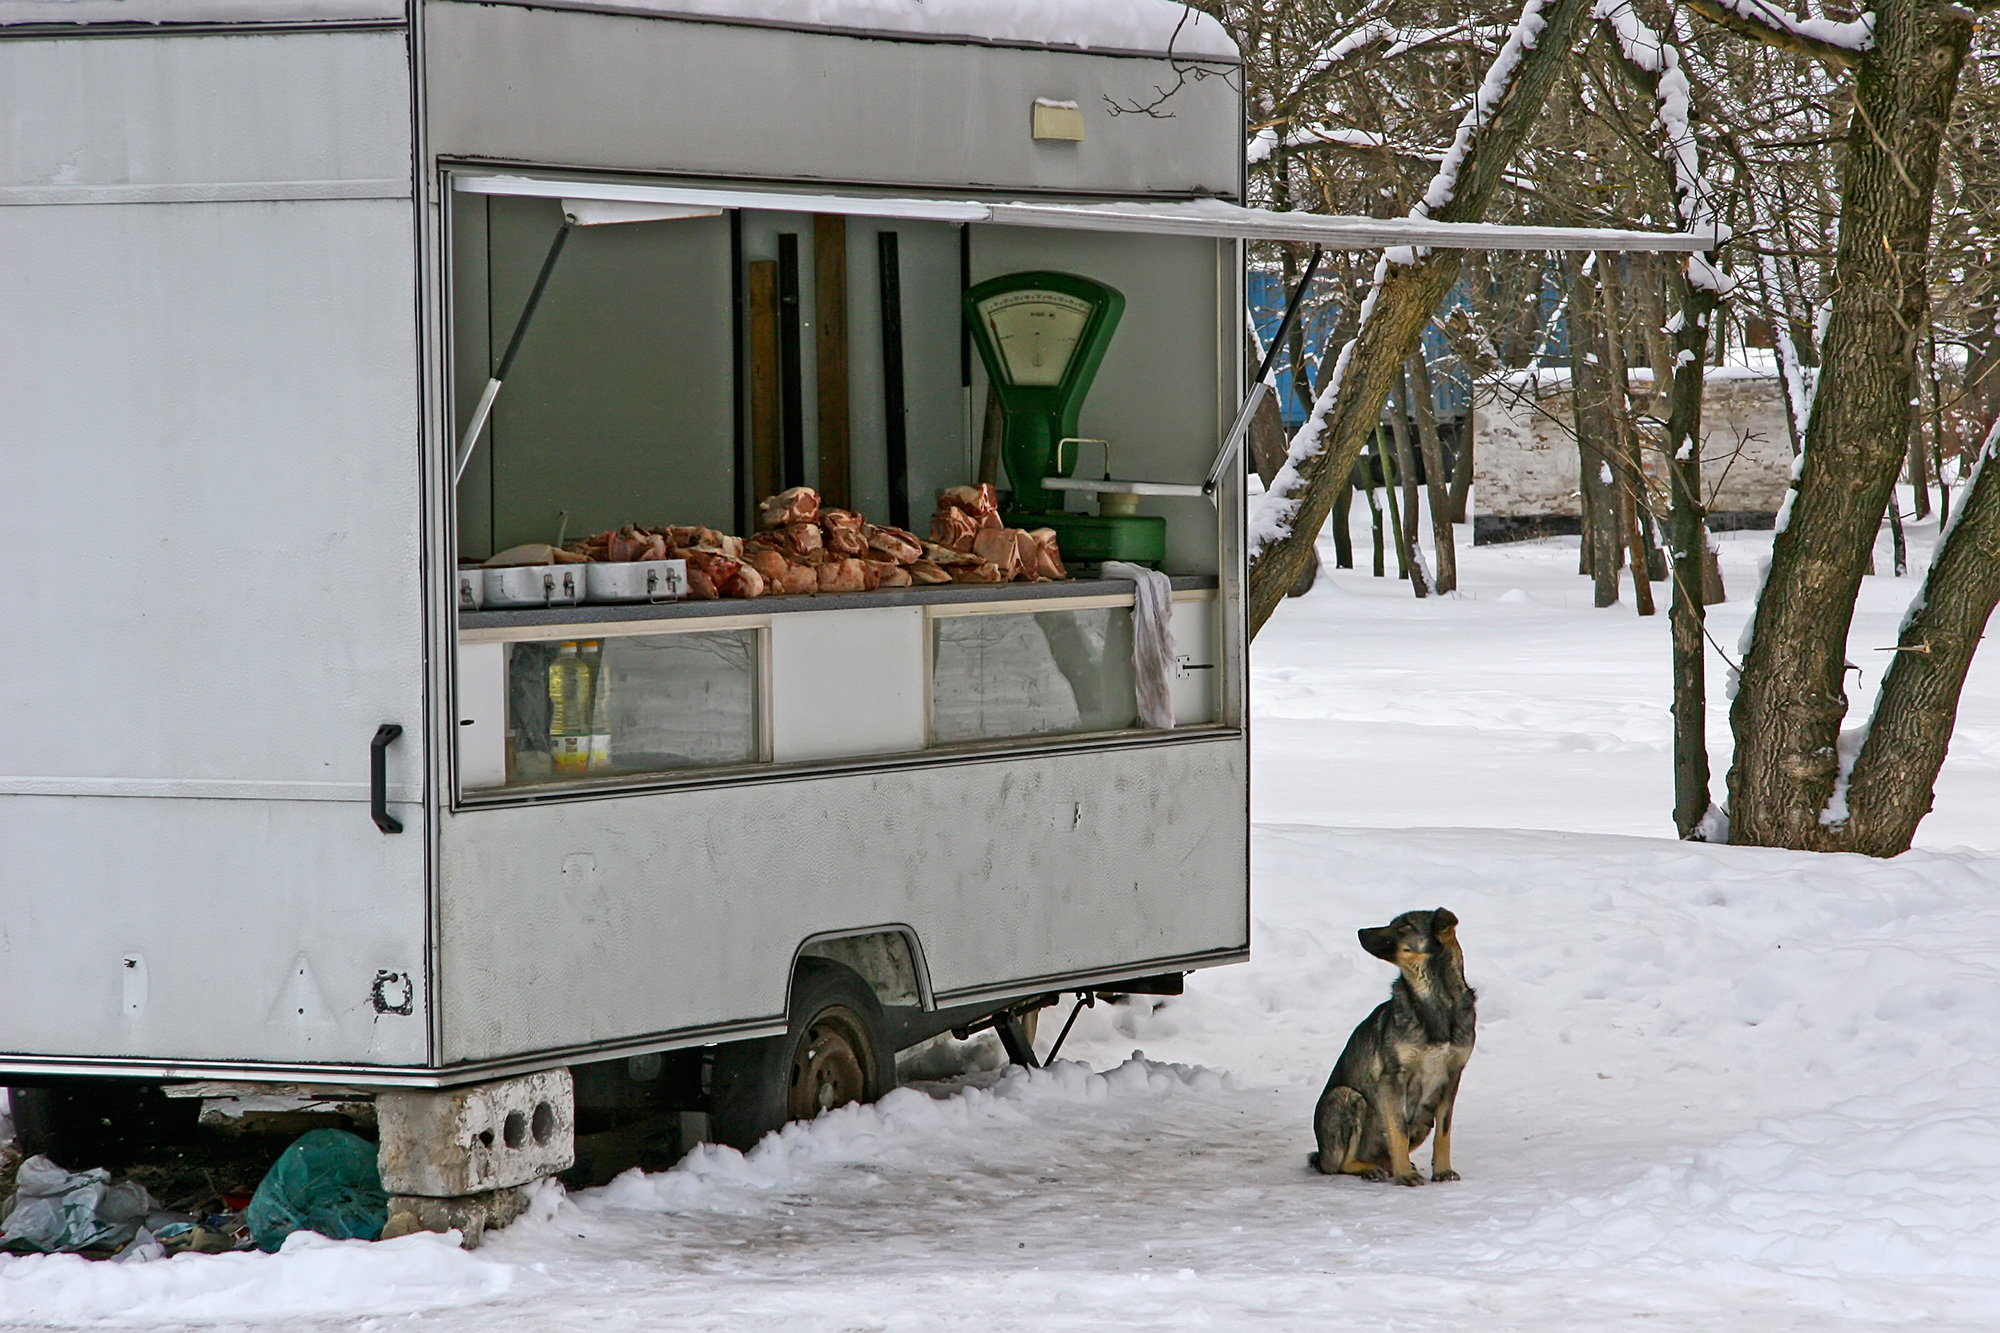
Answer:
xmin=246 ymin=1129 xmax=387 ymax=1252
xmin=0 ymin=1156 xmax=156 ymax=1253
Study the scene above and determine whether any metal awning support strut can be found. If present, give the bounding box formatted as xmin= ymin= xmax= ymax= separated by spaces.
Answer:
xmin=1206 ymin=244 xmax=1325 ymax=495
xmin=454 ymin=220 xmax=572 ymax=485
xmin=453 ymin=198 xmax=727 ymax=485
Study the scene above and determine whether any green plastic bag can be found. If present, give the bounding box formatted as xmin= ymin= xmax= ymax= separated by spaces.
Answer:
xmin=246 ymin=1129 xmax=388 ymax=1252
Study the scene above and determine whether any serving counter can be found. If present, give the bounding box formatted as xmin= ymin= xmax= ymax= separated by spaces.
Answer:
xmin=455 ymin=576 xmax=1222 ymax=799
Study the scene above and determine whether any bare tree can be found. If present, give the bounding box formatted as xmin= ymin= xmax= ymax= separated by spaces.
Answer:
xmin=1244 ymin=0 xmax=1603 ymax=632
xmin=1703 ymin=0 xmax=1987 ymax=854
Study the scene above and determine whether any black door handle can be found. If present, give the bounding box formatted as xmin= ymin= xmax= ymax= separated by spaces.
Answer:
xmin=371 ymin=724 xmax=404 ymax=834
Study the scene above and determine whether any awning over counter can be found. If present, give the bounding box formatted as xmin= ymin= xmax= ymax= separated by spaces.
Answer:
xmin=455 ymin=174 xmax=1718 ymax=253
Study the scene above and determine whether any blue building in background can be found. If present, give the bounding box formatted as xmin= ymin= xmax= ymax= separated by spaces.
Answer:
xmin=1245 ymin=266 xmax=1569 ymax=432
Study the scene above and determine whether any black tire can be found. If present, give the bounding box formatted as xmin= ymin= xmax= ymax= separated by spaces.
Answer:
xmin=707 ymin=958 xmax=896 ymax=1152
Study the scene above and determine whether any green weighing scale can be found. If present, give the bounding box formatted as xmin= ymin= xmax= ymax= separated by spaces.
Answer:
xmin=965 ymin=271 xmax=1168 ymax=567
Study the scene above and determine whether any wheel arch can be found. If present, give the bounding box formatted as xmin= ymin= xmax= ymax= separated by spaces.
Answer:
xmin=789 ymin=925 xmax=933 ymax=1012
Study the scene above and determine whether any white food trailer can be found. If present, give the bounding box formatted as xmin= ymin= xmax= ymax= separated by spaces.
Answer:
xmin=1 ymin=0 xmax=1710 ymax=1219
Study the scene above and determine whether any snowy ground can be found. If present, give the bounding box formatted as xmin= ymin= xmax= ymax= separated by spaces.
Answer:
xmin=6 ymin=504 xmax=1999 ymax=1330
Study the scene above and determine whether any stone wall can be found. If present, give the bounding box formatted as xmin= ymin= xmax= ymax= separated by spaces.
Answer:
xmin=1471 ymin=369 xmax=1794 ymax=538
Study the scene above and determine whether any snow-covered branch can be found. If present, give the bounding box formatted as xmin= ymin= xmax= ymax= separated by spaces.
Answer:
xmin=1294 ymin=19 xmax=1492 ymax=87
xmin=1594 ymin=0 xmax=1735 ymax=292
xmin=1247 ymin=123 xmax=1389 ymax=164
xmin=1683 ymin=0 xmax=1873 ymax=68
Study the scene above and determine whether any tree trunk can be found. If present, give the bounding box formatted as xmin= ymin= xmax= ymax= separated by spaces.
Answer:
xmin=1364 ymin=456 xmax=1387 ymax=577
xmin=1448 ymin=406 xmax=1475 ymax=525
xmin=1725 ymin=0 xmax=1974 ymax=849
xmin=1379 ymin=431 xmax=1411 ymax=580
xmin=1887 ymin=496 xmax=1908 ymax=576
xmin=1408 ymin=353 xmax=1458 ymax=593
xmin=1246 ymin=344 xmax=1289 ymax=488
xmin=1331 ymin=481 xmax=1356 ymax=569
xmin=1597 ymin=254 xmax=1657 ymax=616
xmin=1567 ymin=255 xmax=1623 ymax=608
xmin=1387 ymin=379 xmax=1431 ymax=596
xmin=1838 ymin=426 xmax=2000 ymax=854
xmin=1247 ymin=339 xmax=1321 ymax=596
xmin=1246 ymin=0 xmax=1599 ymax=635
xmin=1667 ymin=277 xmax=1721 ymax=838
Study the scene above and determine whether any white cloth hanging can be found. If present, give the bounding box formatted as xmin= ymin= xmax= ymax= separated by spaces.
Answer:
xmin=1102 ymin=561 xmax=1176 ymax=730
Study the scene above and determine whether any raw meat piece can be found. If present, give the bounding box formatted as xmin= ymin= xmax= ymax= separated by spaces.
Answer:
xmin=921 ymin=542 xmax=982 ymax=567
xmin=606 ymin=528 xmax=649 ymax=563
xmin=908 ymin=560 xmax=953 ymax=585
xmin=766 ymin=522 xmax=824 ymax=559
xmin=948 ymin=561 xmax=1006 ymax=584
xmin=971 ymin=528 xmax=1023 ymax=580
xmin=820 ymin=508 xmax=868 ymax=557
xmin=1027 ymin=528 xmax=1068 ymax=580
xmin=863 ymin=524 xmax=924 ymax=564
xmin=1012 ymin=529 xmax=1041 ymax=581
xmin=551 ymin=547 xmax=592 ymax=564
xmin=718 ymin=562 xmax=765 ymax=599
xmin=684 ymin=550 xmax=750 ymax=599
xmin=484 ymin=543 xmax=562 ymax=567
xmin=742 ymin=548 xmax=790 ymax=584
xmin=865 ymin=559 xmax=911 ymax=588
xmin=775 ymin=563 xmax=819 ymax=596
xmin=758 ymin=486 xmax=821 ymax=529
xmin=930 ymin=506 xmax=980 ymax=552
xmin=638 ymin=533 xmax=670 ymax=563
xmin=817 ymin=558 xmax=869 ymax=594
xmin=685 ymin=564 xmax=718 ymax=600
xmin=936 ymin=483 xmax=999 ymax=517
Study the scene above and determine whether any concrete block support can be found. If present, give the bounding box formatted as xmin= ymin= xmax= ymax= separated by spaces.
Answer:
xmin=377 ymin=1069 xmax=575 ymax=1196
xmin=381 ymin=1188 xmax=530 ymax=1249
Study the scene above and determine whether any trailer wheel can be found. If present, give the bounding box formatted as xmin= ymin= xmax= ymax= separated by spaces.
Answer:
xmin=708 ymin=959 xmax=895 ymax=1152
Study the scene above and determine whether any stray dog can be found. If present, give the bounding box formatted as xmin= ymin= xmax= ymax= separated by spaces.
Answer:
xmin=1310 ymin=908 xmax=1475 ymax=1185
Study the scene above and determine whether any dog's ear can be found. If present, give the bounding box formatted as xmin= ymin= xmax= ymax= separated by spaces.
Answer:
xmin=1432 ymin=908 xmax=1458 ymax=933
xmin=1358 ymin=927 xmax=1397 ymax=961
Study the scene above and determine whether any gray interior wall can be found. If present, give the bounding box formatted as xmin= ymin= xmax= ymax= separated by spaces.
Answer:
xmin=469 ymin=194 xmax=736 ymax=551
xmin=970 ymin=227 xmax=1225 ymax=575
xmin=423 ymin=1 xmax=1240 ymax=200
xmin=840 ymin=219 xmax=974 ymax=523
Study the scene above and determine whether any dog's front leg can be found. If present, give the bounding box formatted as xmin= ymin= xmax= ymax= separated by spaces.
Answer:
xmin=1374 ymin=1089 xmax=1423 ymax=1186
xmin=1431 ymin=1070 xmax=1464 ymax=1183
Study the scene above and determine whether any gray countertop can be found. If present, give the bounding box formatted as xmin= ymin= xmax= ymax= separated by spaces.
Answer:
xmin=460 ymin=573 xmax=1220 ymax=631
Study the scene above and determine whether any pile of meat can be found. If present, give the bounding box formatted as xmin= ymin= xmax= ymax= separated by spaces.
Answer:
xmin=927 ymin=484 xmax=1068 ymax=583
xmin=553 ymin=485 xmax=1066 ymax=600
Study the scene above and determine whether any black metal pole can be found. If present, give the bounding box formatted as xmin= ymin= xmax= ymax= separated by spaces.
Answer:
xmin=778 ymin=233 xmax=806 ymax=489
xmin=1257 ymin=244 xmax=1323 ymax=387
xmin=494 ymin=221 xmax=573 ymax=382
xmin=730 ymin=210 xmax=749 ymax=534
xmin=879 ymin=230 xmax=911 ymax=530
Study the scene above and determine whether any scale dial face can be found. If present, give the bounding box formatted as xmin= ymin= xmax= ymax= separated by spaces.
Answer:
xmin=977 ymin=289 xmax=1094 ymax=388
